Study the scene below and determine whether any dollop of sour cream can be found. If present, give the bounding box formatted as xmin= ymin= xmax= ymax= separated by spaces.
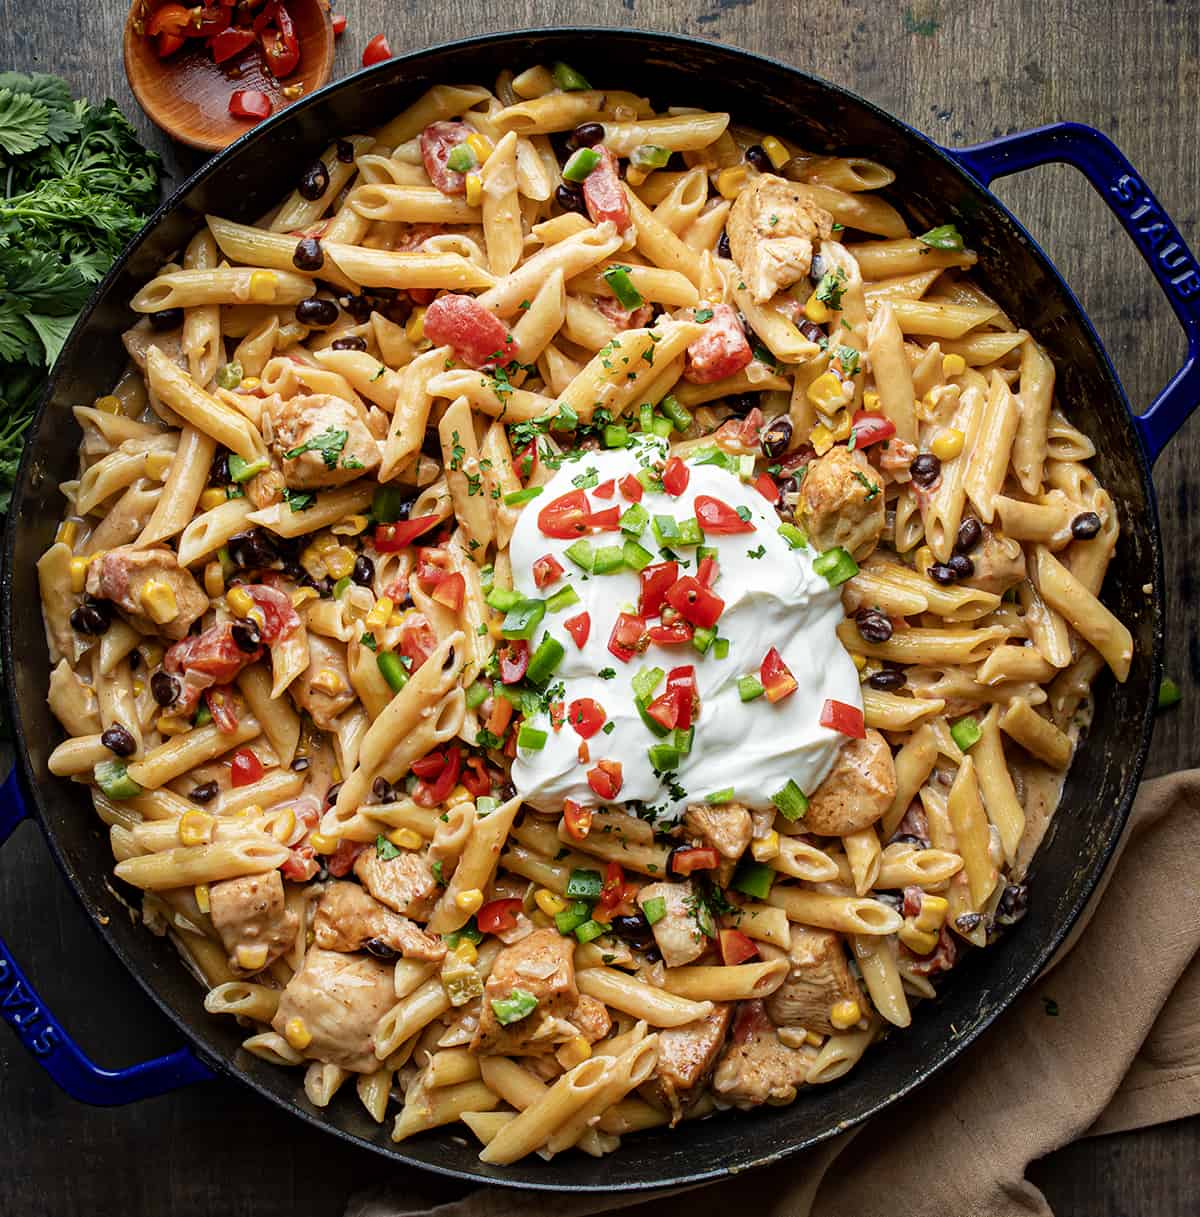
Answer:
xmin=509 ymin=437 xmax=861 ymax=821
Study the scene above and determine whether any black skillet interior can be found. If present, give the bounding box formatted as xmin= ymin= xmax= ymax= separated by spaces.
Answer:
xmin=2 ymin=28 xmax=1161 ymax=1191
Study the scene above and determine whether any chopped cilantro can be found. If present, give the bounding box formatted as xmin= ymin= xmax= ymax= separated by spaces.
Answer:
xmin=746 ymin=544 xmax=766 ymax=559
xmin=360 ymin=631 xmax=378 ymax=651
xmin=283 ymin=426 xmax=348 ymax=470
xmin=282 ymin=488 xmax=315 ymax=512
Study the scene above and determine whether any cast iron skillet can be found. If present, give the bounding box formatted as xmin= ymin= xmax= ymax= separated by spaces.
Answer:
xmin=3 ymin=27 xmax=1199 ymax=1193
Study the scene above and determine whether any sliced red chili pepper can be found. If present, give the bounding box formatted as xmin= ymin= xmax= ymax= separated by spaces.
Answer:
xmin=666 ymin=665 xmax=697 ymax=730
xmin=538 ymin=488 xmax=592 ymax=538
xmin=664 ymin=576 xmax=725 ymax=629
xmin=662 ymin=456 xmax=690 ymax=497
xmin=262 ymin=1 xmax=299 ymax=77
xmin=760 ymin=646 xmax=798 ymax=704
xmin=229 ymin=746 xmax=263 ymax=787
xmin=638 ymin=560 xmax=678 ymax=618
xmin=362 ymin=32 xmax=392 ymax=66
xmin=697 ymin=555 xmax=719 ymax=588
xmin=331 ymin=12 xmax=347 ymax=35
xmin=585 ymin=506 xmax=621 ymax=531
xmin=587 ymin=759 xmax=623 ymax=801
xmin=477 ymin=897 xmax=523 ymax=935
xmin=850 ymin=412 xmax=896 ymax=449
xmin=461 ymin=756 xmax=491 ymax=798
xmin=563 ymin=612 xmax=591 ymax=649
xmin=754 ymin=471 xmax=780 ymax=504
xmin=497 ymin=639 xmax=530 ymax=684
xmin=820 ymin=698 xmax=866 ymax=739
xmin=619 ymin=473 xmax=644 ymax=502
xmin=567 ymin=698 xmax=607 ymax=739
xmin=414 ymin=745 xmax=462 ymax=805
xmin=647 ymin=621 xmax=693 ymax=645
xmin=209 ymin=26 xmax=256 ymax=62
xmin=592 ymin=479 xmax=616 ymax=500
xmin=532 ymin=553 xmax=565 ymax=589
xmin=608 ymin=612 xmax=646 ymax=663
xmin=719 ymin=928 xmax=761 ymax=966
xmin=645 ymin=691 xmax=679 ymax=732
xmin=374 ymin=515 xmax=440 ymax=551
xmin=563 ymin=799 xmax=592 ymax=840
xmin=694 ymin=494 xmax=755 ymax=534
xmin=228 ymin=89 xmax=272 ymax=120
xmin=423 ymin=293 xmax=517 ymax=369
xmin=669 ymin=845 xmax=720 ymax=876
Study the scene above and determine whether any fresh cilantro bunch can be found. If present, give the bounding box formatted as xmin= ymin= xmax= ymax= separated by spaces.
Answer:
xmin=0 ymin=72 xmax=162 ymax=512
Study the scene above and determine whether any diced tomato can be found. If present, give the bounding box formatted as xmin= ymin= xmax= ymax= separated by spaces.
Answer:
xmin=461 ymin=756 xmax=491 ymax=798
xmin=228 ymin=89 xmax=272 ymax=120
xmin=431 ymin=571 xmax=466 ymax=611
xmin=563 ymin=799 xmax=592 ymax=840
xmin=156 ymin=31 xmax=186 ymax=55
xmin=619 ymin=474 xmax=644 ymax=502
xmin=230 ymin=747 xmax=264 ymax=787
xmin=666 ymin=665 xmax=697 ymax=730
xmin=564 ymin=612 xmax=591 ymax=648
xmin=608 ymin=612 xmax=646 ymax=663
xmin=694 ymin=494 xmax=755 ymax=534
xmin=647 ymin=621 xmax=693 ymax=645
xmin=669 ymin=846 xmax=720 ymax=876
xmin=326 ymin=838 xmax=365 ymax=878
xmin=592 ymin=479 xmax=615 ymax=500
xmin=423 ymin=293 xmax=517 ymax=369
xmin=538 ymin=489 xmax=591 ymax=539
xmin=147 ymin=3 xmax=191 ymax=36
xmin=714 ymin=406 xmax=764 ymax=455
xmin=411 ymin=750 xmax=449 ymax=779
xmin=662 ymin=456 xmax=690 ymax=497
xmin=567 ymin=698 xmax=606 ymax=739
xmin=595 ymin=295 xmax=653 ymax=332
xmin=281 ymin=843 xmax=319 ymax=882
xmin=719 ymin=928 xmax=761 ymax=966
xmin=419 ymin=119 xmax=472 ymax=195
xmin=697 ymin=555 xmax=718 ymax=588
xmin=209 ymin=26 xmax=256 ymax=62
xmin=597 ymin=860 xmax=637 ymax=917
xmin=684 ymin=303 xmax=753 ymax=384
xmin=515 ymin=439 xmax=537 ymax=483
xmin=582 ymin=146 xmax=631 ymax=231
xmin=820 ymin=698 xmax=866 ymax=739
xmin=164 ymin=622 xmax=261 ymax=685
xmin=413 ymin=745 xmax=462 ymax=805
xmin=850 ymin=412 xmax=896 ymax=449
xmin=331 ymin=12 xmax=347 ymax=35
xmin=486 ymin=694 xmax=514 ymax=738
xmin=374 ymin=515 xmax=440 ymax=551
xmin=497 ymin=639 xmax=530 ymax=684
xmin=245 ymin=584 xmax=300 ymax=643
xmin=587 ymin=759 xmax=623 ymax=801
xmin=645 ymin=691 xmax=679 ymax=732
xmin=261 ymin=1 xmax=299 ymax=77
xmin=754 ymin=472 xmax=779 ymax=504
xmin=585 ymin=506 xmax=621 ymax=531
xmin=362 ymin=32 xmax=392 ymax=66
xmin=532 ymin=554 xmax=565 ymax=589
xmin=549 ymin=701 xmax=565 ymax=731
xmin=760 ymin=647 xmax=798 ymax=704
xmin=397 ymin=613 xmax=438 ymax=671
xmin=196 ymin=5 xmax=228 ymax=36
xmin=477 ymin=897 xmax=523 ymax=935
xmin=205 ymin=686 xmax=240 ymax=734
xmin=665 ymin=577 xmax=724 ymax=629
xmin=638 ymin=560 xmax=678 ymax=618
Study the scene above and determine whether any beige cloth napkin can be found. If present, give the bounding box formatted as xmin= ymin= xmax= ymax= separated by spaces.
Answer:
xmin=348 ymin=771 xmax=1200 ymax=1217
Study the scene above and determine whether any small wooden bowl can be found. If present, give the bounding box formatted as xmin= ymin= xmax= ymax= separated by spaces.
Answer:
xmin=123 ymin=0 xmax=334 ymax=152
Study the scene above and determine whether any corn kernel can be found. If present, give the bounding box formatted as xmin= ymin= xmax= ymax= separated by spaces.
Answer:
xmin=313 ymin=533 xmax=339 ymax=555
xmin=830 ymin=998 xmax=862 ymax=1031
xmin=226 ymin=586 xmax=255 ymax=618
xmin=898 ymin=923 xmax=939 ymax=955
xmin=291 ymin=586 xmax=319 ymax=609
xmin=803 ymin=292 xmax=831 ymax=324
xmin=269 ymin=807 xmax=297 ymax=844
xmin=309 ymin=833 xmax=339 ymax=854
xmin=332 ymin=514 xmax=369 ymax=537
xmin=913 ymin=893 xmax=949 ymax=933
xmin=716 ymin=165 xmax=748 ymax=199
xmin=311 ymin=667 xmax=347 ymax=695
xmin=807 ymin=371 xmax=848 ymax=413
xmin=465 ymin=173 xmax=483 ymax=207
xmin=95 ymin=395 xmax=123 ymax=414
xmin=236 ymin=942 xmax=270 ymax=972
xmin=241 ymin=377 xmax=261 ymax=391
xmin=365 ymin=596 xmax=394 ymax=630
xmin=830 ymin=409 xmax=853 ymax=442
xmin=69 ymin=556 xmax=89 ymax=594
xmin=931 ymin=427 xmax=965 ymax=461
xmin=199 ymin=487 xmax=227 ymax=512
xmin=179 ymin=810 xmax=215 ymax=847
xmin=284 ymin=1016 xmax=312 ymax=1050
xmin=193 ymin=884 xmax=210 ymax=914
xmin=805 ymin=1030 xmax=825 ymax=1047
xmin=851 ymin=652 xmax=867 ymax=672
xmin=761 ymin=135 xmax=790 ymax=169
xmin=535 ymin=889 xmax=568 ymax=917
xmin=145 ymin=451 xmax=173 ymax=480
xmin=464 ymin=132 xmax=493 ymax=164
xmin=248 ymin=270 xmax=278 ymax=302
xmin=914 ymin=544 xmax=934 ymax=577
xmin=863 ymin=391 xmax=881 ymax=411
xmin=55 ymin=520 xmax=79 ymax=547
xmin=156 ymin=713 xmax=190 ymax=736
xmin=132 ymin=680 xmax=145 ymax=696
xmin=557 ymin=1036 xmax=592 ymax=1069
xmin=332 ymin=763 xmax=342 ymax=781
xmin=203 ymin=561 xmax=225 ymax=599
xmin=386 ymin=826 xmax=423 ymax=850
xmin=750 ymin=830 xmax=780 ymax=862
xmin=455 ymin=888 xmax=484 ymax=915
xmin=139 ymin=579 xmax=179 ymax=624
xmin=452 ymin=939 xmax=478 ymax=965
xmin=405 ymin=308 xmax=426 ymax=342
xmin=446 ymin=784 xmax=473 ymax=808
xmin=942 ymin=352 xmax=967 ymax=377
xmin=625 ymin=164 xmax=649 ymax=188
xmin=324 ymin=546 xmax=355 ymax=580
xmin=809 ymin=423 xmax=834 ymax=456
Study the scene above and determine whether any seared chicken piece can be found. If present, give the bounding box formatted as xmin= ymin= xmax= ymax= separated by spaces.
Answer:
xmin=963 ymin=528 xmax=1027 ymax=596
xmin=267 ymin=393 xmax=380 ymax=488
xmin=683 ymin=802 xmax=752 ymax=886
xmin=642 ymin=1003 xmax=732 ymax=1123
xmin=208 ymin=871 xmax=298 ymax=973
xmin=713 ymin=1000 xmax=813 ymax=1108
xmin=637 ymin=881 xmax=707 ymax=969
xmin=765 ymin=926 xmax=864 ymax=1036
xmin=796 ymin=446 xmax=886 ymax=561
xmin=314 ymin=880 xmax=445 ymax=962
xmin=288 ymin=634 xmax=355 ymax=730
xmin=86 ymin=546 xmax=209 ymax=640
xmin=353 ymin=844 xmax=441 ymax=921
xmin=804 ymin=728 xmax=896 ymax=836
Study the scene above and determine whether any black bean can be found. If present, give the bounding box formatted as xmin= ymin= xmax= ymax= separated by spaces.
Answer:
xmin=555 ymin=182 xmax=587 ymax=214
xmin=325 ymin=781 xmax=343 ymax=807
xmin=298 ymin=161 xmax=330 ymax=200
xmin=290 ymin=756 xmax=310 ymax=772
xmin=364 ymin=938 xmax=399 ymax=960
xmin=955 ymin=517 xmax=983 ymax=553
xmin=717 ymin=230 xmax=731 ymax=259
xmin=995 ymin=882 xmax=1030 ymax=926
xmin=928 ymin=562 xmax=958 ymax=585
xmin=760 ymin=415 xmax=793 ymax=458
xmin=572 ymin=121 xmax=605 ymax=147
xmin=127 ymin=650 xmax=141 ymax=672
xmin=955 ymin=912 xmax=983 ymax=933
xmin=150 ymin=671 xmax=180 ymax=706
xmin=341 ymin=294 xmax=374 ymax=322
xmin=209 ymin=450 xmax=230 ymax=486
xmin=304 ymin=574 xmax=334 ymax=599
xmin=336 ymin=139 xmax=355 ymax=164
xmin=798 ymin=319 xmax=825 ymax=344
xmin=70 ymin=602 xmax=110 ymax=635
xmin=292 ymin=237 xmax=324 ymax=271
xmin=868 ymin=667 xmax=906 ymax=692
xmin=101 ymin=724 xmax=136 ymax=757
xmin=372 ymin=776 xmax=394 ymax=802
xmin=380 ymin=294 xmax=415 ymax=326
xmin=726 ymin=393 xmax=756 ymax=416
xmin=1071 ymin=511 xmax=1101 ymax=540
xmin=946 ymin=553 xmax=975 ymax=579
xmin=500 ymin=781 xmax=517 ymax=802
xmin=189 ymin=781 xmax=219 ymax=804
xmin=809 ymin=252 xmax=825 ymax=283
xmin=744 ymin=143 xmax=770 ymax=172
xmin=856 ymin=608 xmax=893 ymax=643
xmin=910 ymin=453 xmax=941 ymax=488
xmin=890 ymin=833 xmax=927 ymax=849
xmin=149 ymin=307 xmax=184 ymax=331
xmin=610 ymin=912 xmax=654 ymax=947
xmin=227 ymin=528 xmax=278 ymax=570
xmin=330 ymin=335 xmax=367 ymax=352
xmin=352 ymin=554 xmax=375 ymax=587
xmin=231 ymin=621 xmax=261 ymax=652
xmin=295 ymin=296 xmax=339 ymax=328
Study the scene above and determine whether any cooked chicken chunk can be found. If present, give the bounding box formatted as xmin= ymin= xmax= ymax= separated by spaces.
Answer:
xmin=963 ymin=528 xmax=1027 ymax=596
xmin=208 ymin=871 xmax=298 ymax=973
xmin=804 ymin=728 xmax=896 ymax=836
xmin=272 ymin=947 xmax=394 ymax=1072
xmin=684 ymin=802 xmax=752 ymax=886
xmin=472 ymin=928 xmax=580 ymax=1055
xmin=726 ymin=174 xmax=833 ymax=304
xmin=642 ymin=1003 xmax=732 ymax=1122
xmin=288 ymin=634 xmax=355 ymax=730
xmin=637 ymin=881 xmax=706 ymax=969
xmin=796 ymin=446 xmax=886 ymax=561
xmin=765 ymin=926 xmax=864 ymax=1036
xmin=353 ymin=844 xmax=440 ymax=920
xmin=713 ymin=1000 xmax=813 ymax=1108
xmin=267 ymin=393 xmax=380 ymax=489
xmin=569 ymin=993 xmax=613 ymax=1044
xmin=314 ymin=880 xmax=445 ymax=962
xmin=86 ymin=546 xmax=209 ymax=640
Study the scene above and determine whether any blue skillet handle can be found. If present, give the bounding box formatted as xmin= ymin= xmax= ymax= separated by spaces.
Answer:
xmin=946 ymin=121 xmax=1200 ymax=464
xmin=0 ymin=769 xmax=214 ymax=1104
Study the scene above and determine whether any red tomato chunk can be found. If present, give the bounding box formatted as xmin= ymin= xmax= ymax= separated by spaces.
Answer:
xmin=684 ymin=303 xmax=753 ymax=384
xmin=422 ymin=293 xmax=517 ymax=369
xmin=583 ymin=147 xmax=631 ymax=231
xmin=420 ymin=120 xmax=472 ymax=194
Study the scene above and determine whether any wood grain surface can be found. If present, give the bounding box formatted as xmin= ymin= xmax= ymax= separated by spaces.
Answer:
xmin=2 ymin=1 xmax=1198 ymax=1214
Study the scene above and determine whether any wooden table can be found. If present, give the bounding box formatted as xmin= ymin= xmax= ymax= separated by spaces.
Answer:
xmin=2 ymin=1 xmax=1198 ymax=1213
